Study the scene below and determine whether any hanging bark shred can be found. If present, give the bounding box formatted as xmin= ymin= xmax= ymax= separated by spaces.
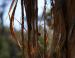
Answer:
xmin=21 ymin=0 xmax=25 ymax=58
xmin=9 ymin=0 xmax=22 ymax=48
xmin=44 ymin=0 xmax=47 ymax=58
xmin=35 ymin=0 xmax=38 ymax=57
xmin=8 ymin=0 xmax=15 ymax=15
xmin=24 ymin=0 xmax=39 ymax=57
xmin=24 ymin=0 xmax=33 ymax=58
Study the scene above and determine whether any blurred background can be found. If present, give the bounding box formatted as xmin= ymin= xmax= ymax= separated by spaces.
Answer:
xmin=0 ymin=0 xmax=21 ymax=58
xmin=0 ymin=0 xmax=52 ymax=58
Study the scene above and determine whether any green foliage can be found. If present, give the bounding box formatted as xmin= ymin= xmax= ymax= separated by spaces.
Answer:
xmin=0 ymin=39 xmax=2 ymax=50
xmin=0 ymin=25 xmax=22 ymax=58
xmin=0 ymin=36 xmax=10 ymax=58
xmin=38 ymin=36 xmax=44 ymax=49
xmin=38 ymin=36 xmax=44 ymax=45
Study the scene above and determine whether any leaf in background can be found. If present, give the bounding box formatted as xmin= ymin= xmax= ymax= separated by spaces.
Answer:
xmin=9 ymin=0 xmax=22 ymax=48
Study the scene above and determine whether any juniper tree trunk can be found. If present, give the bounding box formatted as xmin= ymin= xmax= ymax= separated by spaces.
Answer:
xmin=51 ymin=0 xmax=67 ymax=58
xmin=51 ymin=0 xmax=75 ymax=58
xmin=66 ymin=0 xmax=75 ymax=58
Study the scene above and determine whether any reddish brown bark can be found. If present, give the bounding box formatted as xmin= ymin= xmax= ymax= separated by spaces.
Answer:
xmin=24 ymin=0 xmax=38 ymax=58
xmin=51 ymin=0 xmax=75 ymax=58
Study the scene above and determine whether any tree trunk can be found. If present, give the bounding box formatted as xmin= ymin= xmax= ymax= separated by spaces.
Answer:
xmin=52 ymin=0 xmax=75 ymax=58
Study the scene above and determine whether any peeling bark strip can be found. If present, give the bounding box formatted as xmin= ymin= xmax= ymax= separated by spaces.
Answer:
xmin=43 ymin=0 xmax=47 ymax=58
xmin=21 ymin=0 xmax=25 ymax=58
xmin=35 ymin=0 xmax=38 ymax=57
xmin=8 ymin=0 xmax=15 ymax=14
xmin=24 ymin=0 xmax=32 ymax=58
xmin=24 ymin=0 xmax=38 ymax=58
xmin=9 ymin=0 xmax=21 ymax=48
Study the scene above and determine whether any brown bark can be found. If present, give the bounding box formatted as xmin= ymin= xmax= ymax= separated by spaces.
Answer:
xmin=44 ymin=0 xmax=47 ymax=58
xmin=24 ymin=0 xmax=38 ymax=58
xmin=51 ymin=0 xmax=75 ymax=58
xmin=21 ymin=0 xmax=25 ymax=58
